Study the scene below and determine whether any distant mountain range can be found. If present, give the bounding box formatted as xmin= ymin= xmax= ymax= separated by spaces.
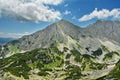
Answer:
xmin=0 ymin=37 xmax=14 ymax=45
xmin=0 ymin=19 xmax=120 ymax=80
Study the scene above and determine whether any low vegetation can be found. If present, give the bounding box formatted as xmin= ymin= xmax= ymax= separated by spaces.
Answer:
xmin=0 ymin=47 xmax=119 ymax=79
xmin=0 ymin=47 xmax=64 ymax=79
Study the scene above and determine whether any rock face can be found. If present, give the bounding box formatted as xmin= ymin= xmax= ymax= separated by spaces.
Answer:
xmin=1 ymin=19 xmax=120 ymax=57
xmin=0 ymin=19 xmax=120 ymax=80
xmin=84 ymin=20 xmax=120 ymax=44
xmin=6 ymin=20 xmax=82 ymax=50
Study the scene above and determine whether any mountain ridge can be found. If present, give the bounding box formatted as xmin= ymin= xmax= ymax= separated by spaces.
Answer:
xmin=5 ymin=19 xmax=82 ymax=51
xmin=85 ymin=20 xmax=120 ymax=45
xmin=1 ymin=19 xmax=120 ymax=58
xmin=0 ymin=19 xmax=120 ymax=79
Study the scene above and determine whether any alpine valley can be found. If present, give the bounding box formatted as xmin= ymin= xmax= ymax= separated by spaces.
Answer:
xmin=0 ymin=19 xmax=120 ymax=80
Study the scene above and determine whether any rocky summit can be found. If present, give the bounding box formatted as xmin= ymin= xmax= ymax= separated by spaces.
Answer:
xmin=0 ymin=19 xmax=120 ymax=80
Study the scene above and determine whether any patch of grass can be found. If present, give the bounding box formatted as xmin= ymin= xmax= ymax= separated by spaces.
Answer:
xmin=100 ymin=60 xmax=120 ymax=79
xmin=65 ymin=61 xmax=70 ymax=65
xmin=5 ymin=60 xmax=31 ymax=79
xmin=44 ymin=59 xmax=63 ymax=69
xmin=8 ymin=45 xmax=20 ymax=54
xmin=80 ymin=54 xmax=106 ymax=71
xmin=103 ymin=51 xmax=119 ymax=61
xmin=65 ymin=65 xmax=82 ymax=80
xmin=71 ymin=49 xmax=81 ymax=62
xmin=38 ymin=71 xmax=49 ymax=76
xmin=110 ymin=60 xmax=120 ymax=79
xmin=63 ymin=47 xmax=69 ymax=52
xmin=101 ymin=45 xmax=110 ymax=53
xmin=0 ymin=47 xmax=64 ymax=79
xmin=65 ymin=54 xmax=71 ymax=59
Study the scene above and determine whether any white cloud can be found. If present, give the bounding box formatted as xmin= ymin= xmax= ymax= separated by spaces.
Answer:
xmin=64 ymin=4 xmax=68 ymax=7
xmin=0 ymin=0 xmax=63 ymax=22
xmin=0 ymin=32 xmax=30 ymax=38
xmin=64 ymin=10 xmax=71 ymax=15
xmin=72 ymin=16 xmax=76 ymax=19
xmin=0 ymin=10 xmax=1 ymax=17
xmin=39 ymin=0 xmax=63 ymax=5
xmin=79 ymin=8 xmax=120 ymax=22
xmin=0 ymin=32 xmax=3 ymax=34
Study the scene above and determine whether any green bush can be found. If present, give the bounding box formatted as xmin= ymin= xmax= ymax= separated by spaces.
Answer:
xmin=38 ymin=71 xmax=49 ymax=76
xmin=71 ymin=49 xmax=81 ymax=62
xmin=65 ymin=54 xmax=71 ymax=59
xmin=65 ymin=65 xmax=82 ymax=80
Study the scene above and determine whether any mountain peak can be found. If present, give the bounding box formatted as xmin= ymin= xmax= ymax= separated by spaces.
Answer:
xmin=43 ymin=19 xmax=80 ymax=33
xmin=59 ymin=19 xmax=68 ymax=22
xmin=56 ymin=19 xmax=72 ymax=25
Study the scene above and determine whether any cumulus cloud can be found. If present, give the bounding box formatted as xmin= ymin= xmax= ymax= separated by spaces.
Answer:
xmin=40 ymin=0 xmax=63 ymax=5
xmin=64 ymin=4 xmax=68 ymax=7
xmin=0 ymin=32 xmax=30 ymax=38
xmin=79 ymin=8 xmax=120 ymax=22
xmin=64 ymin=10 xmax=71 ymax=15
xmin=0 ymin=0 xmax=63 ymax=22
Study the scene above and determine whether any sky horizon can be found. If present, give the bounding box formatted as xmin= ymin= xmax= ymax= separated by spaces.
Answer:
xmin=0 ymin=0 xmax=120 ymax=38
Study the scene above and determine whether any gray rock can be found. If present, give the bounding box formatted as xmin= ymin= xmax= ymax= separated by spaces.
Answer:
xmin=1 ymin=19 xmax=120 ymax=58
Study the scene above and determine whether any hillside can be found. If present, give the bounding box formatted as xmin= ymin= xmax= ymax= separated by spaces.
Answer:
xmin=0 ymin=19 xmax=120 ymax=79
xmin=85 ymin=20 xmax=120 ymax=44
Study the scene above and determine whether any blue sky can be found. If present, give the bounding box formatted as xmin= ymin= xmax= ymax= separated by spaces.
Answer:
xmin=0 ymin=0 xmax=120 ymax=38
